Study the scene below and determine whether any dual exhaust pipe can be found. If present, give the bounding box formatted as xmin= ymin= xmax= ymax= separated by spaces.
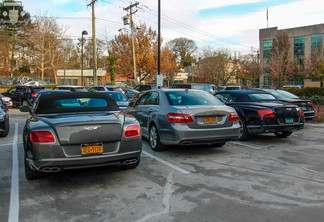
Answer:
xmin=41 ymin=167 xmax=61 ymax=173
xmin=122 ymin=159 xmax=138 ymax=165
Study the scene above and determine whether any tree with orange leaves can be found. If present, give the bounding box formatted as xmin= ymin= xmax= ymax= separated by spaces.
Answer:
xmin=108 ymin=23 xmax=177 ymax=83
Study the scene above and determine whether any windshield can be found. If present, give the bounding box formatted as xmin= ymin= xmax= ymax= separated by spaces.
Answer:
xmin=191 ymin=85 xmax=213 ymax=93
xmin=270 ymin=90 xmax=299 ymax=99
xmin=166 ymin=90 xmax=223 ymax=106
xmin=105 ymin=92 xmax=128 ymax=102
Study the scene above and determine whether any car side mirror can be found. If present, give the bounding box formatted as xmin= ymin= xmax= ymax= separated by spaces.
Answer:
xmin=20 ymin=106 xmax=31 ymax=113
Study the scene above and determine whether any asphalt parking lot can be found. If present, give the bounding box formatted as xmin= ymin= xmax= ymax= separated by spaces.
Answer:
xmin=1 ymin=109 xmax=324 ymax=222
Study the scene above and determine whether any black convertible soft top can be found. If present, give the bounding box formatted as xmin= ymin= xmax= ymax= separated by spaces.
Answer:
xmin=35 ymin=92 xmax=120 ymax=114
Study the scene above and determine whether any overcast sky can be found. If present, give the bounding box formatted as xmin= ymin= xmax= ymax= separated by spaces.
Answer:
xmin=22 ymin=0 xmax=324 ymax=54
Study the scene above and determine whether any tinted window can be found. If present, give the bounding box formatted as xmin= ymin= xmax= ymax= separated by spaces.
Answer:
xmin=215 ymin=94 xmax=235 ymax=102
xmin=166 ymin=91 xmax=223 ymax=106
xmin=146 ymin=92 xmax=159 ymax=105
xmin=136 ymin=92 xmax=151 ymax=105
xmin=270 ymin=90 xmax=299 ymax=99
xmin=248 ymin=93 xmax=276 ymax=101
xmin=105 ymin=92 xmax=128 ymax=102
xmin=74 ymin=88 xmax=88 ymax=92
xmin=33 ymin=88 xmax=45 ymax=93
xmin=53 ymin=98 xmax=107 ymax=108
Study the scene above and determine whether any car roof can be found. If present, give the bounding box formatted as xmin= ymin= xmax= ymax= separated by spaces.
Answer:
xmin=216 ymin=89 xmax=272 ymax=94
xmin=55 ymin=85 xmax=85 ymax=88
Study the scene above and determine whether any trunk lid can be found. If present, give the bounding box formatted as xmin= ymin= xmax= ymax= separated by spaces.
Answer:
xmin=39 ymin=113 xmax=123 ymax=145
xmin=177 ymin=105 xmax=235 ymax=129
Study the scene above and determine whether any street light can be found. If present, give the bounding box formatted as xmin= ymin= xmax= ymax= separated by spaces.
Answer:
xmin=81 ymin=30 xmax=88 ymax=86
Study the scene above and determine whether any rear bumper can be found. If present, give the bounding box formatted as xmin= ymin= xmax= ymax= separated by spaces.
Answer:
xmin=304 ymin=110 xmax=315 ymax=120
xmin=27 ymin=150 xmax=142 ymax=172
xmin=159 ymin=123 xmax=241 ymax=146
xmin=247 ymin=123 xmax=304 ymax=134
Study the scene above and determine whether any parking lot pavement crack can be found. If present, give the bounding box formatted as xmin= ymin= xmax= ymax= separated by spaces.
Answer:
xmin=135 ymin=169 xmax=174 ymax=222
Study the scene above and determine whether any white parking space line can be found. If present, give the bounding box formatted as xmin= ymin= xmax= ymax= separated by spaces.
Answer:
xmin=142 ymin=151 xmax=190 ymax=175
xmin=8 ymin=123 xmax=19 ymax=222
xmin=0 ymin=142 xmax=22 ymax=147
xmin=229 ymin=141 xmax=262 ymax=149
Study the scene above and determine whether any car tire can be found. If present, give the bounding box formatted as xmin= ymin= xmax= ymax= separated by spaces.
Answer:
xmin=149 ymin=124 xmax=166 ymax=151
xmin=24 ymin=156 xmax=44 ymax=180
xmin=274 ymin=131 xmax=292 ymax=138
xmin=122 ymin=159 xmax=140 ymax=170
xmin=0 ymin=117 xmax=9 ymax=137
xmin=238 ymin=117 xmax=250 ymax=141
xmin=22 ymin=100 xmax=29 ymax=107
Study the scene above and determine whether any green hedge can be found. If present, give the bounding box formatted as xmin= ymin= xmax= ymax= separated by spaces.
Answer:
xmin=284 ymin=87 xmax=324 ymax=104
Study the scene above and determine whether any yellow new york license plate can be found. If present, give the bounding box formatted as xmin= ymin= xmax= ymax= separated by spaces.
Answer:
xmin=205 ymin=116 xmax=217 ymax=123
xmin=81 ymin=144 xmax=103 ymax=155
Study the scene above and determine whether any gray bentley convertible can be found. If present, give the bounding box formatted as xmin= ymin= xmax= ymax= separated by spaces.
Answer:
xmin=20 ymin=92 xmax=142 ymax=180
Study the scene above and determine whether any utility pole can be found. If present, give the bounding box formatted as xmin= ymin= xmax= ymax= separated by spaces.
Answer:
xmin=88 ymin=0 xmax=98 ymax=86
xmin=123 ymin=2 xmax=139 ymax=85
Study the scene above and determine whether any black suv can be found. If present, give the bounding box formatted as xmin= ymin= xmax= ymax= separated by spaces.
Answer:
xmin=3 ymin=85 xmax=45 ymax=107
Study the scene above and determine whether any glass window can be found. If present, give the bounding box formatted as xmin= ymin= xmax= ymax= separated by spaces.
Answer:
xmin=311 ymin=34 xmax=323 ymax=54
xmin=263 ymin=40 xmax=273 ymax=59
xmin=248 ymin=93 xmax=276 ymax=101
xmin=215 ymin=94 xmax=235 ymax=103
xmin=136 ymin=92 xmax=151 ymax=105
xmin=166 ymin=91 xmax=223 ymax=106
xmin=146 ymin=92 xmax=159 ymax=105
xmin=105 ymin=92 xmax=128 ymax=102
xmin=270 ymin=90 xmax=299 ymax=99
xmin=294 ymin=36 xmax=305 ymax=59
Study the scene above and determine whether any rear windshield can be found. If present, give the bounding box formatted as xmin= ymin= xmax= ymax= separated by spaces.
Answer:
xmin=247 ymin=93 xmax=276 ymax=101
xmin=166 ymin=91 xmax=223 ymax=106
xmin=35 ymin=92 xmax=119 ymax=114
xmin=53 ymin=98 xmax=107 ymax=109
xmin=270 ymin=90 xmax=299 ymax=99
xmin=74 ymin=88 xmax=88 ymax=92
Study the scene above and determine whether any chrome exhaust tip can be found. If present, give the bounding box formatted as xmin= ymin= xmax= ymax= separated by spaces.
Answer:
xmin=122 ymin=159 xmax=138 ymax=165
xmin=42 ymin=167 xmax=61 ymax=173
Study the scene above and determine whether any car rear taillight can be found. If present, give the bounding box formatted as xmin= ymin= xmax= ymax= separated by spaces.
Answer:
xmin=290 ymin=103 xmax=297 ymax=106
xmin=124 ymin=125 xmax=141 ymax=137
xmin=167 ymin=113 xmax=193 ymax=123
xmin=31 ymin=93 xmax=38 ymax=97
xmin=258 ymin=109 xmax=275 ymax=117
xmin=300 ymin=109 xmax=305 ymax=116
xmin=309 ymin=102 xmax=314 ymax=108
xmin=30 ymin=131 xmax=55 ymax=143
xmin=228 ymin=112 xmax=239 ymax=121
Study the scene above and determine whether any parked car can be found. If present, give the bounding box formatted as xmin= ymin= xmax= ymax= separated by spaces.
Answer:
xmin=215 ymin=90 xmax=305 ymax=140
xmin=53 ymin=85 xmax=88 ymax=92
xmin=88 ymin=85 xmax=125 ymax=94
xmin=23 ymin=80 xmax=52 ymax=86
xmin=20 ymin=92 xmax=142 ymax=180
xmin=127 ymin=89 xmax=240 ymax=151
xmin=223 ymin=85 xmax=242 ymax=90
xmin=134 ymin=84 xmax=156 ymax=92
xmin=282 ymin=85 xmax=302 ymax=89
xmin=2 ymin=85 xmax=45 ymax=107
xmin=0 ymin=99 xmax=9 ymax=137
xmin=102 ymin=91 xmax=129 ymax=110
xmin=256 ymin=89 xmax=315 ymax=120
xmin=171 ymin=83 xmax=217 ymax=94
xmin=0 ymin=93 xmax=13 ymax=107
xmin=123 ymin=89 xmax=140 ymax=101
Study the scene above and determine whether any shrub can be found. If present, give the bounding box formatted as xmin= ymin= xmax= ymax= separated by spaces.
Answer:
xmin=284 ymin=87 xmax=324 ymax=104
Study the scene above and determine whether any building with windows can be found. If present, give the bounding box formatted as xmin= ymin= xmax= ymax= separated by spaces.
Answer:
xmin=259 ymin=23 xmax=324 ymax=87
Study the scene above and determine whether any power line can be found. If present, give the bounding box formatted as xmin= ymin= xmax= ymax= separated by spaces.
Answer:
xmin=138 ymin=3 xmax=251 ymax=49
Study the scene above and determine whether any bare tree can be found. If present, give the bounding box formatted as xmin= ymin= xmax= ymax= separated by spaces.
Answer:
xmin=19 ymin=15 xmax=64 ymax=82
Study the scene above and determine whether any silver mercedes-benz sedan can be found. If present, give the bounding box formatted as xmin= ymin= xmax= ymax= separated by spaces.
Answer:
xmin=128 ymin=89 xmax=240 ymax=151
xmin=20 ymin=92 xmax=142 ymax=180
